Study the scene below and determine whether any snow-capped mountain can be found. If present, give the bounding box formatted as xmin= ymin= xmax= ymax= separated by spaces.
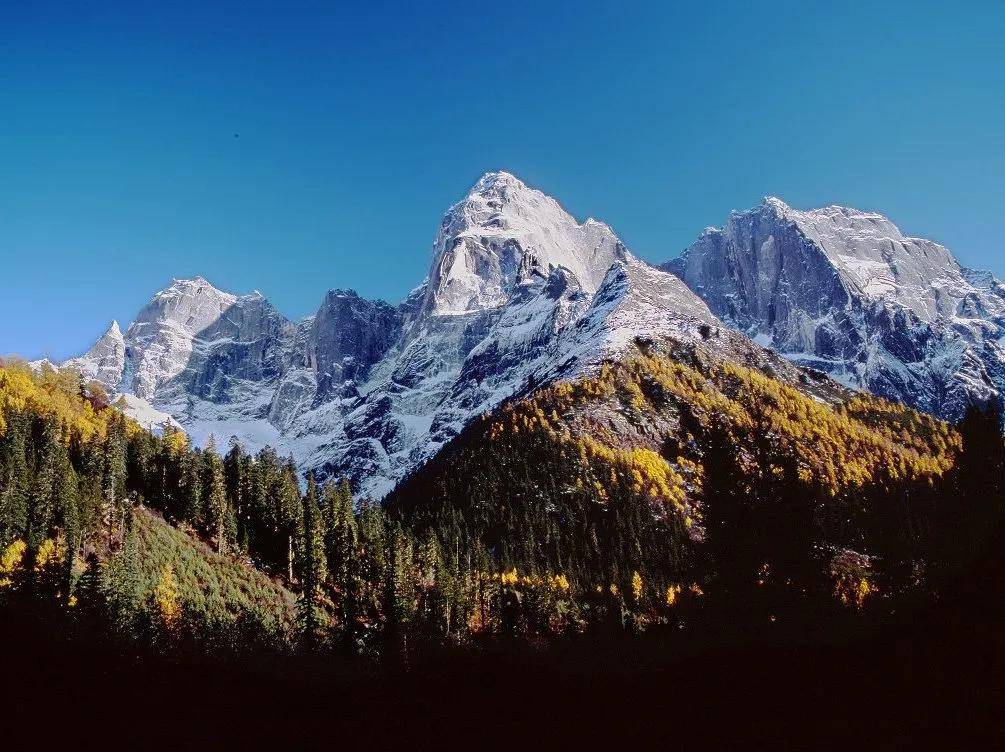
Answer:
xmin=66 ymin=172 xmax=723 ymax=498
xmin=664 ymin=197 xmax=1005 ymax=419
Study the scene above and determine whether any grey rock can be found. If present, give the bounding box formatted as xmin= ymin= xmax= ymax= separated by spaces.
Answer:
xmin=666 ymin=197 xmax=1005 ymax=419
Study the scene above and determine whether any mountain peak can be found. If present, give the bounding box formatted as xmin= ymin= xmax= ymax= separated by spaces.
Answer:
xmin=425 ymin=172 xmax=626 ymax=315
xmin=761 ymin=195 xmax=791 ymax=212
xmin=471 ymin=170 xmax=526 ymax=194
xmin=668 ymin=198 xmax=1005 ymax=419
xmin=162 ymin=275 xmax=229 ymax=295
xmin=63 ymin=318 xmax=127 ymax=390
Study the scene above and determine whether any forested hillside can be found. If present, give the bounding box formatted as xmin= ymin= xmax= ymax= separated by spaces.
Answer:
xmin=1 ymin=347 xmax=1002 ymax=660
xmin=388 ymin=338 xmax=1002 ymax=629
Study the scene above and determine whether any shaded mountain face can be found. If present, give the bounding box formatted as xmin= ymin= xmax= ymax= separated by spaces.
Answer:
xmin=65 ymin=173 xmax=724 ymax=498
xmin=664 ymin=198 xmax=1005 ymax=419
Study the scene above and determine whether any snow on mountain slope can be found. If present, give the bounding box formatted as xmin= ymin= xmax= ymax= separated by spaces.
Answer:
xmin=114 ymin=393 xmax=183 ymax=433
xmin=64 ymin=320 xmax=126 ymax=387
xmin=62 ymin=171 xmax=741 ymax=498
xmin=665 ymin=197 xmax=1005 ymax=419
xmin=425 ymin=172 xmax=626 ymax=314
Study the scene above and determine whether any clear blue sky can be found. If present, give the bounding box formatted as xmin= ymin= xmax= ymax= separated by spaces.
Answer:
xmin=2 ymin=0 xmax=1003 ymax=360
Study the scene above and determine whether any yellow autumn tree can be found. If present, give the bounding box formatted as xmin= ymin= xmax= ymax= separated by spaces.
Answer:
xmin=0 ymin=539 xmax=26 ymax=589
xmin=153 ymin=565 xmax=182 ymax=633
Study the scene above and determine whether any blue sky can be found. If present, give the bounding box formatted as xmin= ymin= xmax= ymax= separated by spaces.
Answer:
xmin=2 ymin=0 xmax=1003 ymax=360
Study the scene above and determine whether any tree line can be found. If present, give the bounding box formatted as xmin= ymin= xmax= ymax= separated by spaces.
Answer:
xmin=1 ymin=357 xmax=1003 ymax=660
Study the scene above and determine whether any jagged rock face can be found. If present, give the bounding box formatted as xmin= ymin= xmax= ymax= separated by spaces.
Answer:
xmin=665 ymin=198 xmax=1005 ymax=419
xmin=308 ymin=291 xmax=402 ymax=400
xmin=425 ymin=172 xmax=626 ymax=315
xmin=65 ymin=321 xmax=125 ymax=387
xmin=59 ymin=173 xmax=761 ymax=498
xmin=107 ymin=278 xmax=297 ymax=403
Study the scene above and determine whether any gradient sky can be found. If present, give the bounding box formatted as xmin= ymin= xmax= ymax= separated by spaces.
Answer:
xmin=2 ymin=0 xmax=1003 ymax=360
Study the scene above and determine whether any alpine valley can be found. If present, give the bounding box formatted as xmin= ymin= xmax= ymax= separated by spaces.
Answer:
xmin=5 ymin=172 xmax=1005 ymax=748
xmin=49 ymin=172 xmax=1005 ymax=497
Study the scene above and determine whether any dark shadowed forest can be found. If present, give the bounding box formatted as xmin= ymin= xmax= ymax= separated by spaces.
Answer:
xmin=1 ymin=357 xmax=1003 ymax=747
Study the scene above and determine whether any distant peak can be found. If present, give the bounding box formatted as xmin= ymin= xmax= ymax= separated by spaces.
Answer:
xmin=323 ymin=288 xmax=362 ymax=301
xmin=457 ymin=172 xmax=540 ymax=208
xmin=759 ymin=196 xmax=888 ymax=222
xmin=172 ymin=275 xmax=215 ymax=288
xmin=157 ymin=276 xmax=237 ymax=302
xmin=472 ymin=170 xmax=526 ymax=192
xmin=106 ymin=320 xmax=123 ymax=338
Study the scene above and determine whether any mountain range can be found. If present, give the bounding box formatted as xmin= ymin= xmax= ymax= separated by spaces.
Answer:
xmin=47 ymin=172 xmax=1005 ymax=496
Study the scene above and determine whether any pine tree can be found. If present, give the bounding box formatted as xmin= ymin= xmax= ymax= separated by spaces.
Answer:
xmin=182 ymin=449 xmax=203 ymax=528
xmin=413 ymin=531 xmax=439 ymax=634
xmin=944 ymin=400 xmax=1005 ymax=573
xmin=224 ymin=438 xmax=248 ymax=550
xmin=101 ymin=413 xmax=127 ymax=547
xmin=57 ymin=461 xmax=81 ymax=599
xmin=105 ymin=506 xmax=143 ymax=640
xmin=73 ymin=551 xmax=106 ymax=637
xmin=152 ymin=564 xmax=182 ymax=638
xmin=385 ymin=523 xmax=417 ymax=646
xmin=26 ymin=421 xmax=61 ymax=558
xmin=203 ymin=437 xmax=231 ymax=553
xmin=700 ymin=416 xmax=758 ymax=610
xmin=277 ymin=462 xmax=303 ymax=581
xmin=0 ymin=411 xmax=30 ymax=546
xmin=322 ymin=478 xmax=359 ymax=642
xmin=297 ymin=474 xmax=327 ymax=649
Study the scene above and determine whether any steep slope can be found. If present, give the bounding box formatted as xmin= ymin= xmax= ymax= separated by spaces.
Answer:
xmin=65 ymin=277 xmax=299 ymax=443
xmin=425 ymin=171 xmax=626 ymax=314
xmin=0 ymin=359 xmax=297 ymax=651
xmin=64 ymin=320 xmax=126 ymax=387
xmin=126 ymin=506 xmax=297 ymax=645
xmin=387 ymin=338 xmax=959 ymax=602
xmin=665 ymin=198 xmax=1005 ymax=419
xmin=63 ymin=172 xmax=743 ymax=498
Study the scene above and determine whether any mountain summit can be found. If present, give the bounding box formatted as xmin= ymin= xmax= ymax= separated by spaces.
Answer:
xmin=665 ymin=197 xmax=1005 ymax=418
xmin=65 ymin=172 xmax=721 ymax=497
xmin=424 ymin=171 xmax=626 ymax=315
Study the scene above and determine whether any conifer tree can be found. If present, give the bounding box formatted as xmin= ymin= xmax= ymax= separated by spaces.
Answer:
xmin=297 ymin=474 xmax=327 ymax=649
xmin=224 ymin=438 xmax=248 ymax=549
xmin=203 ymin=437 xmax=231 ymax=553
xmin=323 ymin=478 xmax=357 ymax=587
xmin=0 ymin=411 xmax=30 ymax=546
xmin=321 ymin=478 xmax=362 ymax=645
xmin=26 ymin=421 xmax=61 ymax=558
xmin=277 ymin=462 xmax=302 ymax=581
xmin=152 ymin=564 xmax=182 ymax=639
xmin=57 ymin=462 xmax=81 ymax=597
xmin=182 ymin=449 xmax=203 ymax=528
xmin=943 ymin=400 xmax=1005 ymax=573
xmin=101 ymin=413 xmax=127 ymax=546
xmin=105 ymin=506 xmax=143 ymax=639
xmin=385 ymin=523 xmax=417 ymax=645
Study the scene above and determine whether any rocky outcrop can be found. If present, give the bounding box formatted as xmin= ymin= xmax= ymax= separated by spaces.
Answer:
xmin=65 ymin=320 xmax=126 ymax=387
xmin=308 ymin=291 xmax=402 ymax=400
xmin=665 ymin=197 xmax=1005 ymax=419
